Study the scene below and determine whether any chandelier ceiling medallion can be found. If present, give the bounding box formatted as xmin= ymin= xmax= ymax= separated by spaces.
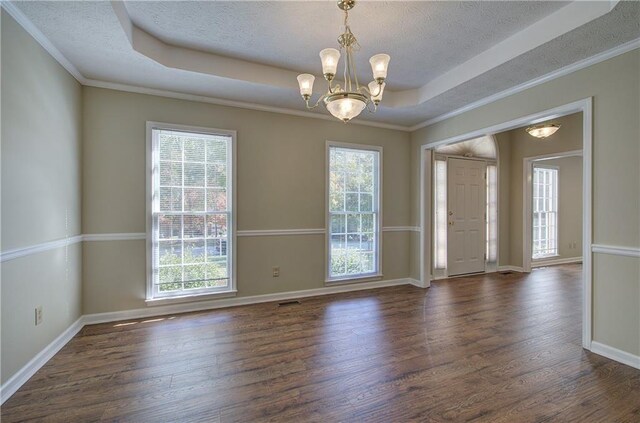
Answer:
xmin=296 ymin=0 xmax=390 ymax=123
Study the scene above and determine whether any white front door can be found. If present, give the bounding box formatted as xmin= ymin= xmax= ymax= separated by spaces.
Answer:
xmin=447 ymin=158 xmax=486 ymax=276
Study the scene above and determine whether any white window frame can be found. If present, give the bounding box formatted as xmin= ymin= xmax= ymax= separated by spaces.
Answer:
xmin=146 ymin=122 xmax=237 ymax=304
xmin=325 ymin=141 xmax=383 ymax=283
xmin=532 ymin=165 xmax=559 ymax=260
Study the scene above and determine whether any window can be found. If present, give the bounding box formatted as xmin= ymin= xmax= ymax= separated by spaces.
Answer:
xmin=433 ymin=158 xmax=447 ymax=269
xmin=147 ymin=123 xmax=235 ymax=300
xmin=327 ymin=143 xmax=381 ymax=281
xmin=532 ymin=166 xmax=558 ymax=259
xmin=486 ymin=164 xmax=498 ymax=263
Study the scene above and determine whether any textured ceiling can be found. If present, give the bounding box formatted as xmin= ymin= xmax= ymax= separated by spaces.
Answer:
xmin=123 ymin=1 xmax=568 ymax=90
xmin=10 ymin=1 xmax=640 ymax=127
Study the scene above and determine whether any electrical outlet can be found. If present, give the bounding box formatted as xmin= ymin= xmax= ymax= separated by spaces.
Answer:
xmin=35 ymin=306 xmax=43 ymax=326
xmin=272 ymin=266 xmax=280 ymax=277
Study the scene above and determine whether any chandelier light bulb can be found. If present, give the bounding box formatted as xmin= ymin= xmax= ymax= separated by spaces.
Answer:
xmin=369 ymin=54 xmax=390 ymax=82
xmin=319 ymin=48 xmax=341 ymax=79
xmin=297 ymin=74 xmax=315 ymax=98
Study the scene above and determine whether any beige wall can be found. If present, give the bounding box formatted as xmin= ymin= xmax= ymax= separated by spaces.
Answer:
xmin=411 ymin=49 xmax=640 ymax=356
xmin=1 ymin=12 xmax=83 ymax=383
xmin=81 ymin=87 xmax=412 ymax=313
xmin=496 ymin=112 xmax=583 ymax=267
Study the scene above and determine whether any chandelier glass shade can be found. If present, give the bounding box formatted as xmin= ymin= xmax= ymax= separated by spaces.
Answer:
xmin=526 ymin=123 xmax=561 ymax=138
xmin=296 ymin=0 xmax=390 ymax=123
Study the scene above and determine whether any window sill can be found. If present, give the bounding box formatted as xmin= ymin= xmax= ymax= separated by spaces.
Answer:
xmin=146 ymin=290 xmax=237 ymax=307
xmin=325 ymin=273 xmax=383 ymax=286
xmin=532 ymin=254 xmax=560 ymax=261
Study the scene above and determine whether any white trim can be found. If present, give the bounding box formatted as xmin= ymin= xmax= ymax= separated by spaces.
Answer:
xmin=0 ymin=235 xmax=83 ymax=263
xmin=408 ymin=278 xmax=427 ymax=288
xmin=531 ymin=257 xmax=583 ymax=268
xmin=84 ymin=80 xmax=410 ymax=132
xmin=592 ymin=244 xmax=640 ymax=258
xmin=419 ymin=98 xmax=593 ymax=350
xmin=237 ymin=229 xmax=325 ymax=237
xmin=497 ymin=265 xmax=525 ymax=273
xmin=83 ymin=233 xmax=146 ymax=242
xmin=0 ymin=317 xmax=83 ymax=405
xmin=419 ymin=149 xmax=433 ymax=287
xmin=325 ymin=141 xmax=383 ymax=283
xmin=382 ymin=226 xmax=420 ymax=232
xmin=0 ymin=228 xmax=421 ymax=262
xmin=0 ymin=1 xmax=85 ymax=82
xmin=145 ymin=290 xmax=238 ymax=306
xmin=409 ymin=39 xmax=640 ymax=131
xmin=83 ymin=278 xmax=412 ymax=325
xmin=145 ymin=121 xmax=237 ymax=301
xmin=590 ymin=341 xmax=640 ymax=370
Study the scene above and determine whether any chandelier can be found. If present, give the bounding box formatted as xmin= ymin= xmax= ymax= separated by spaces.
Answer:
xmin=296 ymin=0 xmax=390 ymax=123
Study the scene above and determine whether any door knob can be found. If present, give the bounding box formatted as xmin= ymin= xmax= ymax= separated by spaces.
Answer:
xmin=448 ymin=221 xmax=454 ymax=226
xmin=448 ymin=211 xmax=453 ymax=216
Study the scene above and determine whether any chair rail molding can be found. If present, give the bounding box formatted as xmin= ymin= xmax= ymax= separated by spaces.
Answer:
xmin=591 ymin=244 xmax=640 ymax=258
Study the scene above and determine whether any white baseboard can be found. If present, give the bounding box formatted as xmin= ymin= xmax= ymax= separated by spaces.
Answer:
xmin=590 ymin=341 xmax=640 ymax=370
xmin=408 ymin=278 xmax=428 ymax=288
xmin=0 ymin=317 xmax=84 ymax=405
xmin=497 ymin=265 xmax=525 ymax=273
xmin=83 ymin=278 xmax=412 ymax=325
xmin=532 ymin=257 xmax=582 ymax=268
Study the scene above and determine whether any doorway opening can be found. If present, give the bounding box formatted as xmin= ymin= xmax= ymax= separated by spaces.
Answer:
xmin=418 ymin=98 xmax=593 ymax=349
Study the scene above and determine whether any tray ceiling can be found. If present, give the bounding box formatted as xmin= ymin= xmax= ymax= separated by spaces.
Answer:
xmin=6 ymin=1 xmax=640 ymax=128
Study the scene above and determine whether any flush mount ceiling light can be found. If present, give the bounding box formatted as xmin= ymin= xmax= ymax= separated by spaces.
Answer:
xmin=296 ymin=0 xmax=390 ymax=123
xmin=525 ymin=123 xmax=561 ymax=138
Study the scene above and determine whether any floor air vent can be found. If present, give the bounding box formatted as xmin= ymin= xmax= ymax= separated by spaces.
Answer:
xmin=278 ymin=300 xmax=301 ymax=307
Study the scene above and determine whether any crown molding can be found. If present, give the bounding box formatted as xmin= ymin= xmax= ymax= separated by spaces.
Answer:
xmin=408 ymin=38 xmax=640 ymax=131
xmin=83 ymin=79 xmax=411 ymax=132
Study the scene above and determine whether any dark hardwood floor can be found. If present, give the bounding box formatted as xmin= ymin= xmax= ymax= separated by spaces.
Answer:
xmin=2 ymin=264 xmax=639 ymax=422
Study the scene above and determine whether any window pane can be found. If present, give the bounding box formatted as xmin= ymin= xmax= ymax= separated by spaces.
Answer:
xmin=206 ymin=164 xmax=226 ymax=188
xmin=184 ymin=163 xmax=205 ymax=187
xmin=159 ymin=240 xmax=181 ymax=265
xmin=331 ymin=215 xmax=346 ymax=234
xmin=184 ymin=240 xmax=205 ymax=263
xmin=158 ymin=215 xmax=181 ymax=239
xmin=206 ymin=189 xmax=227 ymax=211
xmin=345 ymin=193 xmax=359 ymax=212
xmin=184 ymin=137 xmax=205 ymax=162
xmin=160 ymin=187 xmax=182 ymax=211
xmin=183 ymin=215 xmax=205 ymax=238
xmin=207 ymin=138 xmax=227 ymax=163
xmin=184 ymin=188 xmax=205 ymax=211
